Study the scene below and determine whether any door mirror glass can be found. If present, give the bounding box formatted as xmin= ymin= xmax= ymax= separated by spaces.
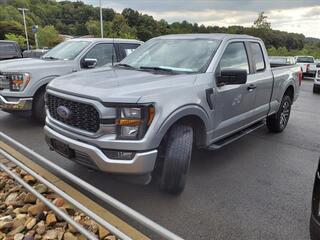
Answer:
xmin=217 ymin=69 xmax=247 ymax=86
xmin=82 ymin=58 xmax=97 ymax=68
xmin=316 ymin=63 xmax=320 ymax=68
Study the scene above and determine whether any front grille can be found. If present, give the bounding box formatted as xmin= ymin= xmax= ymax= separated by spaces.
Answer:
xmin=47 ymin=94 xmax=100 ymax=133
xmin=0 ymin=73 xmax=9 ymax=90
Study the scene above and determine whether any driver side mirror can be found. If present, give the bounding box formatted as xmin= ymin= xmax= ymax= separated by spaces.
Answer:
xmin=82 ymin=58 xmax=97 ymax=68
xmin=316 ymin=63 xmax=320 ymax=68
xmin=216 ymin=69 xmax=247 ymax=87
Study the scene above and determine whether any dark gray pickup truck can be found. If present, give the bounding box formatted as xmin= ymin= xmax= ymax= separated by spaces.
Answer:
xmin=45 ymin=34 xmax=302 ymax=194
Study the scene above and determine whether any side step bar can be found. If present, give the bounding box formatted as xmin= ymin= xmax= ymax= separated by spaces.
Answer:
xmin=207 ymin=120 xmax=265 ymax=150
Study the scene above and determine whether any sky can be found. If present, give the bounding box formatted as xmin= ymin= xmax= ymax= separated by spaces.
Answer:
xmin=80 ymin=0 xmax=320 ymax=38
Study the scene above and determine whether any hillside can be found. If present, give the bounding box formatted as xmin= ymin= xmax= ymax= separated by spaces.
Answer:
xmin=0 ymin=0 xmax=320 ymax=57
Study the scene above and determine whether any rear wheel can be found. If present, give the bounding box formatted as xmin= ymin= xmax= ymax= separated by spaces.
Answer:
xmin=32 ymin=89 xmax=46 ymax=124
xmin=314 ymin=85 xmax=320 ymax=94
xmin=267 ymin=95 xmax=292 ymax=133
xmin=159 ymin=124 xmax=193 ymax=194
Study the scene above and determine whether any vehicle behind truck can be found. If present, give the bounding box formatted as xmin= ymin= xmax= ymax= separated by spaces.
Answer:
xmin=0 ymin=38 xmax=142 ymax=123
xmin=295 ymin=55 xmax=316 ymax=78
xmin=44 ymin=34 xmax=301 ymax=194
xmin=314 ymin=63 xmax=320 ymax=93
xmin=0 ymin=40 xmax=22 ymax=61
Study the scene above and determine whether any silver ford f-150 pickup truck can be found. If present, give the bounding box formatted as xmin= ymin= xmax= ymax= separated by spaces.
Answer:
xmin=0 ymin=38 xmax=142 ymax=122
xmin=44 ymin=34 xmax=302 ymax=194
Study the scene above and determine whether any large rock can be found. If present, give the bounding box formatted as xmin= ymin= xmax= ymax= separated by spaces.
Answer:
xmin=33 ymin=184 xmax=47 ymax=194
xmin=35 ymin=221 xmax=46 ymax=235
xmin=43 ymin=230 xmax=58 ymax=240
xmin=46 ymin=213 xmax=57 ymax=226
xmin=25 ymin=217 xmax=37 ymax=230
xmin=63 ymin=232 xmax=78 ymax=240
xmin=13 ymin=233 xmax=24 ymax=240
xmin=24 ymin=193 xmax=37 ymax=204
xmin=23 ymin=175 xmax=36 ymax=184
xmin=28 ymin=203 xmax=48 ymax=216
xmin=4 ymin=193 xmax=18 ymax=206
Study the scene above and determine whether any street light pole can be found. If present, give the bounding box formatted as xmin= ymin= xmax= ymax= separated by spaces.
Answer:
xmin=99 ymin=0 xmax=103 ymax=38
xmin=18 ymin=8 xmax=29 ymax=51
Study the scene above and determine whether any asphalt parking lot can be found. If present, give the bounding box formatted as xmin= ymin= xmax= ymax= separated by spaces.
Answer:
xmin=0 ymin=80 xmax=319 ymax=240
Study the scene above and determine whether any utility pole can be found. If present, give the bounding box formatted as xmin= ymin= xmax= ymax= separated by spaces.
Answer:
xmin=99 ymin=0 xmax=103 ymax=38
xmin=18 ymin=8 xmax=29 ymax=51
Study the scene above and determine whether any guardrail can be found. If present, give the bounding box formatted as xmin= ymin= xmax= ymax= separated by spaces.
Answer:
xmin=0 ymin=132 xmax=183 ymax=240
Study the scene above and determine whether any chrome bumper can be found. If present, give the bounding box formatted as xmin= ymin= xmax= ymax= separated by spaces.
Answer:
xmin=44 ymin=125 xmax=158 ymax=174
xmin=0 ymin=95 xmax=33 ymax=111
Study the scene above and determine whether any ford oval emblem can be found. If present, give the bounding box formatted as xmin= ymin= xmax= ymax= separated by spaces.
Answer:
xmin=57 ymin=106 xmax=72 ymax=120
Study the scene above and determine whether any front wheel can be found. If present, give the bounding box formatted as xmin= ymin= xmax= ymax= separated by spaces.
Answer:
xmin=32 ymin=89 xmax=46 ymax=124
xmin=314 ymin=85 xmax=320 ymax=94
xmin=267 ymin=95 xmax=292 ymax=133
xmin=159 ymin=124 xmax=193 ymax=194
xmin=310 ymin=216 xmax=320 ymax=240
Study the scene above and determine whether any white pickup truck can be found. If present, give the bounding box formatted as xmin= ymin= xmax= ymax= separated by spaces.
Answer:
xmin=295 ymin=56 xmax=316 ymax=78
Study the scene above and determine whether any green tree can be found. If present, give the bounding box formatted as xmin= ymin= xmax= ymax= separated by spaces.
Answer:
xmin=5 ymin=33 xmax=26 ymax=47
xmin=37 ymin=25 xmax=60 ymax=48
xmin=253 ymin=12 xmax=271 ymax=30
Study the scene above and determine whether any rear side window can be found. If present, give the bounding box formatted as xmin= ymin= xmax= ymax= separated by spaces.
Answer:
xmin=220 ymin=42 xmax=249 ymax=73
xmin=119 ymin=43 xmax=140 ymax=60
xmin=250 ymin=42 xmax=265 ymax=72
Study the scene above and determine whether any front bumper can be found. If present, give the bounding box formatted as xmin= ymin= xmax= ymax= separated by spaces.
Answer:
xmin=44 ymin=125 xmax=158 ymax=174
xmin=0 ymin=95 xmax=33 ymax=111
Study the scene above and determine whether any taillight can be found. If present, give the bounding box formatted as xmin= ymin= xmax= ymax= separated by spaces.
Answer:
xmin=298 ymin=69 xmax=303 ymax=86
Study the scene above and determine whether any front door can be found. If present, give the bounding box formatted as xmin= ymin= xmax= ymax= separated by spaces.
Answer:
xmin=212 ymin=41 xmax=256 ymax=139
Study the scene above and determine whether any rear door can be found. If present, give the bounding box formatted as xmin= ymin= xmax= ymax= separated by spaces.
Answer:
xmin=247 ymin=41 xmax=273 ymax=119
xmin=213 ymin=41 xmax=257 ymax=138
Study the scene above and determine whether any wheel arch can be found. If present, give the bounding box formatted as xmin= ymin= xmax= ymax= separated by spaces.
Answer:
xmin=155 ymin=105 xmax=210 ymax=148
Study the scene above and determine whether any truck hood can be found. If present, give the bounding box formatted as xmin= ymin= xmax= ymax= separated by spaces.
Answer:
xmin=48 ymin=67 xmax=197 ymax=103
xmin=0 ymin=58 xmax=74 ymax=73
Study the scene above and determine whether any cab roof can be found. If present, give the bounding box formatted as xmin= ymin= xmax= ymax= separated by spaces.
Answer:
xmin=69 ymin=38 xmax=143 ymax=44
xmin=156 ymin=33 xmax=260 ymax=41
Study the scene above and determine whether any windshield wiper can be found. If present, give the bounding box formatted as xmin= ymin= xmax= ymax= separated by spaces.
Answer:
xmin=42 ymin=56 xmax=59 ymax=60
xmin=114 ymin=63 xmax=137 ymax=69
xmin=139 ymin=66 xmax=174 ymax=73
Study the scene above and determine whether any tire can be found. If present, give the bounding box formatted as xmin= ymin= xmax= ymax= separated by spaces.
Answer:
xmin=159 ymin=124 xmax=193 ymax=194
xmin=310 ymin=216 xmax=320 ymax=240
xmin=267 ymin=95 xmax=292 ymax=133
xmin=314 ymin=85 xmax=320 ymax=94
xmin=32 ymin=89 xmax=46 ymax=124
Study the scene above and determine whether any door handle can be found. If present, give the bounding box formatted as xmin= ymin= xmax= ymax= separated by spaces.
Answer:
xmin=247 ymin=84 xmax=257 ymax=91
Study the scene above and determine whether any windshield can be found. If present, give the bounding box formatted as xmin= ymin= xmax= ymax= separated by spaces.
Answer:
xmin=121 ymin=38 xmax=221 ymax=73
xmin=42 ymin=41 xmax=90 ymax=60
xmin=296 ymin=57 xmax=314 ymax=63
xmin=0 ymin=43 xmax=17 ymax=54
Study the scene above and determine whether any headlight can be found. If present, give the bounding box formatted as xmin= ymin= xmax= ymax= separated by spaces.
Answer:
xmin=6 ymin=72 xmax=31 ymax=91
xmin=116 ymin=105 xmax=155 ymax=140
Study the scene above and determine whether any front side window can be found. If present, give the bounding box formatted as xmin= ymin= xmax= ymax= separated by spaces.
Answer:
xmin=251 ymin=42 xmax=265 ymax=72
xmin=121 ymin=39 xmax=221 ymax=73
xmin=83 ymin=43 xmax=115 ymax=67
xmin=42 ymin=41 xmax=90 ymax=60
xmin=219 ymin=42 xmax=249 ymax=73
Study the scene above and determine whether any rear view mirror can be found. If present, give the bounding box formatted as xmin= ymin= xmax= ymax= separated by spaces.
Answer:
xmin=216 ymin=69 xmax=247 ymax=86
xmin=82 ymin=58 xmax=97 ymax=68
xmin=316 ymin=63 xmax=320 ymax=68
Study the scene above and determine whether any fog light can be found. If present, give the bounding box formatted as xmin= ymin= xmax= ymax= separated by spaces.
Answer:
xmin=103 ymin=150 xmax=135 ymax=160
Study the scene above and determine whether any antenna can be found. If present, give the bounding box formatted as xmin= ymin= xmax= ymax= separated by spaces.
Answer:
xmin=111 ymin=33 xmax=115 ymax=67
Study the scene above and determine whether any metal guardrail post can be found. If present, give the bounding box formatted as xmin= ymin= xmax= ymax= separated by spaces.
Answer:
xmin=0 ymin=132 xmax=184 ymax=240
